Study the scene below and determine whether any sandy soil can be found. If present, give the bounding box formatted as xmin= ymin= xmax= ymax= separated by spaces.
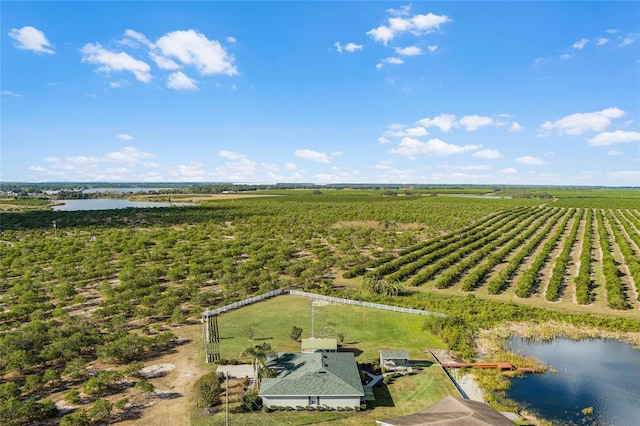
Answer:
xmin=120 ymin=324 xmax=207 ymax=426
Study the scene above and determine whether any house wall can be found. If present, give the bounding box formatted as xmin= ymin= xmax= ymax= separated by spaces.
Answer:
xmin=262 ymin=395 xmax=361 ymax=409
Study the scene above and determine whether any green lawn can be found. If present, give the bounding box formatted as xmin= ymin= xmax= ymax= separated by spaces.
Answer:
xmin=191 ymin=295 xmax=457 ymax=425
xmin=215 ymin=295 xmax=447 ymax=363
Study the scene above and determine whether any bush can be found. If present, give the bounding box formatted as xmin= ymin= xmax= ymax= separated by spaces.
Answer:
xmin=242 ymin=389 xmax=260 ymax=411
xmin=196 ymin=372 xmax=222 ymax=408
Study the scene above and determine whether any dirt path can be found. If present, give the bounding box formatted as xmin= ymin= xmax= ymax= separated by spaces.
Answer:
xmin=615 ymin=209 xmax=640 ymax=255
xmin=602 ymin=212 xmax=639 ymax=308
xmin=120 ymin=323 xmax=208 ymax=426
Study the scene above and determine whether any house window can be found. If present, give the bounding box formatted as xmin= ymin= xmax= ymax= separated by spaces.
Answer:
xmin=309 ymin=396 xmax=319 ymax=405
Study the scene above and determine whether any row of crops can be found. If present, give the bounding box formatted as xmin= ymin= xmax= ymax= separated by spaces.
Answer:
xmin=345 ymin=207 xmax=640 ymax=310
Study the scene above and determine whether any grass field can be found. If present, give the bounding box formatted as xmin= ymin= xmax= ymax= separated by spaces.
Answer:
xmin=215 ymin=295 xmax=447 ymax=363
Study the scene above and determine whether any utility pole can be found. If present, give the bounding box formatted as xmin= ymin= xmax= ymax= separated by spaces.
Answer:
xmin=225 ymin=372 xmax=229 ymax=426
xmin=52 ymin=220 xmax=57 ymax=238
xmin=311 ymin=299 xmax=315 ymax=338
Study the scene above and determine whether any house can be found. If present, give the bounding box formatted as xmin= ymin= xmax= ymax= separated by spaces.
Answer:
xmin=301 ymin=338 xmax=338 ymax=353
xmin=259 ymin=352 xmax=365 ymax=409
xmin=380 ymin=349 xmax=409 ymax=371
xmin=375 ymin=396 xmax=515 ymax=425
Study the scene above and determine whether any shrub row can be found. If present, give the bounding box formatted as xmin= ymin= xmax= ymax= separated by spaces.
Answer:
xmin=487 ymin=209 xmax=566 ymax=295
xmin=606 ymin=211 xmax=640 ymax=301
xmin=366 ymin=209 xmax=525 ymax=279
xmin=575 ymin=209 xmax=594 ymax=304
xmin=515 ymin=209 xmax=576 ymax=298
xmin=405 ymin=208 xmax=543 ymax=287
xmin=546 ymin=209 xmax=583 ymax=301
xmin=459 ymin=208 xmax=558 ymax=292
xmin=596 ymin=210 xmax=628 ymax=310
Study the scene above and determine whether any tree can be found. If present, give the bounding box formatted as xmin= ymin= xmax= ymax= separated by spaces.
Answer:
xmin=290 ymin=325 xmax=303 ymax=341
xmin=135 ymin=380 xmax=155 ymax=399
xmin=64 ymin=389 xmax=81 ymax=404
xmin=242 ymin=343 xmax=274 ymax=369
xmin=60 ymin=409 xmax=90 ymax=426
xmin=88 ymin=399 xmax=112 ymax=423
xmin=195 ymin=372 xmax=222 ymax=408
xmin=247 ymin=327 xmax=255 ymax=341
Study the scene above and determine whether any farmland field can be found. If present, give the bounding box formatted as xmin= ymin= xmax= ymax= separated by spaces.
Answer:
xmin=1 ymin=188 xmax=639 ymax=425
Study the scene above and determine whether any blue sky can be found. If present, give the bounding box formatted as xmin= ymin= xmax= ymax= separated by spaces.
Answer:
xmin=2 ymin=1 xmax=639 ymax=185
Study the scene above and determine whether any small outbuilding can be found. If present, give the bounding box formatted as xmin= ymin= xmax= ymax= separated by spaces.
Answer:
xmin=380 ymin=349 xmax=409 ymax=371
xmin=301 ymin=338 xmax=338 ymax=353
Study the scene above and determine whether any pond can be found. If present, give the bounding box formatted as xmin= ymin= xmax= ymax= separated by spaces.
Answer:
xmin=506 ymin=337 xmax=640 ymax=425
xmin=51 ymin=199 xmax=195 ymax=211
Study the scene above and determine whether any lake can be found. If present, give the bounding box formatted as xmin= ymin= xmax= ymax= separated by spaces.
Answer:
xmin=52 ymin=199 xmax=194 ymax=211
xmin=506 ymin=337 xmax=640 ymax=425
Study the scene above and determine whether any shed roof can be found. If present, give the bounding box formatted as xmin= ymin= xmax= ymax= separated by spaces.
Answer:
xmin=376 ymin=396 xmax=514 ymax=426
xmin=301 ymin=338 xmax=338 ymax=351
xmin=259 ymin=352 xmax=364 ymax=397
xmin=380 ymin=350 xmax=409 ymax=360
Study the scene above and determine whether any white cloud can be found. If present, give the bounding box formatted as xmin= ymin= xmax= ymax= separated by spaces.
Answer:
xmin=533 ymin=57 xmax=547 ymax=65
xmin=167 ymin=71 xmax=199 ymax=91
xmin=285 ymin=162 xmax=298 ymax=170
xmin=123 ymin=29 xmax=153 ymax=47
xmin=226 ymin=36 xmax=237 ymax=44
xmin=219 ymin=150 xmax=245 ymax=160
xmin=378 ymin=137 xmax=391 ymax=144
xmin=390 ymin=137 xmax=480 ymax=158
xmin=155 ymin=29 xmax=237 ymax=76
xmin=606 ymin=29 xmax=617 ymax=34
xmin=588 ymin=130 xmax=640 ymax=146
xmin=105 ymin=146 xmax=155 ymax=163
xmin=344 ymin=42 xmax=363 ymax=52
xmin=109 ymin=81 xmax=123 ymax=88
xmin=417 ymin=113 xmax=458 ymax=132
xmin=544 ymin=151 xmax=555 ymax=157
xmin=150 ymin=52 xmax=181 ymax=70
xmin=367 ymin=26 xmax=396 ymax=45
xmin=596 ymin=37 xmax=609 ymax=46
xmin=560 ymin=53 xmax=574 ymax=60
xmin=294 ymin=149 xmax=331 ymax=163
xmin=335 ymin=41 xmax=362 ymax=53
xmin=539 ymin=107 xmax=625 ymax=136
xmin=384 ymin=125 xmax=429 ymax=138
xmin=497 ymin=168 xmax=518 ymax=175
xmin=607 ymin=150 xmax=623 ymax=156
xmin=9 ymin=26 xmax=54 ymax=54
xmin=395 ymin=46 xmax=422 ymax=56
xmin=1 ymin=90 xmax=22 ymax=97
xmin=473 ymin=149 xmax=503 ymax=159
xmin=387 ymin=5 xmax=412 ymax=16
xmin=509 ymin=122 xmax=523 ymax=132
xmin=516 ymin=156 xmax=547 ymax=165
xmin=427 ymin=45 xmax=438 ymax=52
xmin=572 ymin=38 xmax=588 ymax=49
xmin=609 ymin=170 xmax=640 ymax=180
xmin=367 ymin=11 xmax=451 ymax=45
xmin=620 ymin=33 xmax=639 ymax=47
xmin=81 ymin=43 xmax=152 ymax=82
xmin=411 ymin=13 xmax=452 ymax=33
xmin=458 ymin=115 xmax=493 ymax=131
xmin=212 ymin=152 xmax=258 ymax=181
xmin=116 ymin=133 xmax=133 ymax=141
xmin=376 ymin=57 xmax=404 ymax=69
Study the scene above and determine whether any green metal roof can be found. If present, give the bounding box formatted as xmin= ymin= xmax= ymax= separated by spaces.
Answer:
xmin=300 ymin=338 xmax=338 ymax=351
xmin=379 ymin=350 xmax=409 ymax=360
xmin=259 ymin=352 xmax=364 ymax=397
